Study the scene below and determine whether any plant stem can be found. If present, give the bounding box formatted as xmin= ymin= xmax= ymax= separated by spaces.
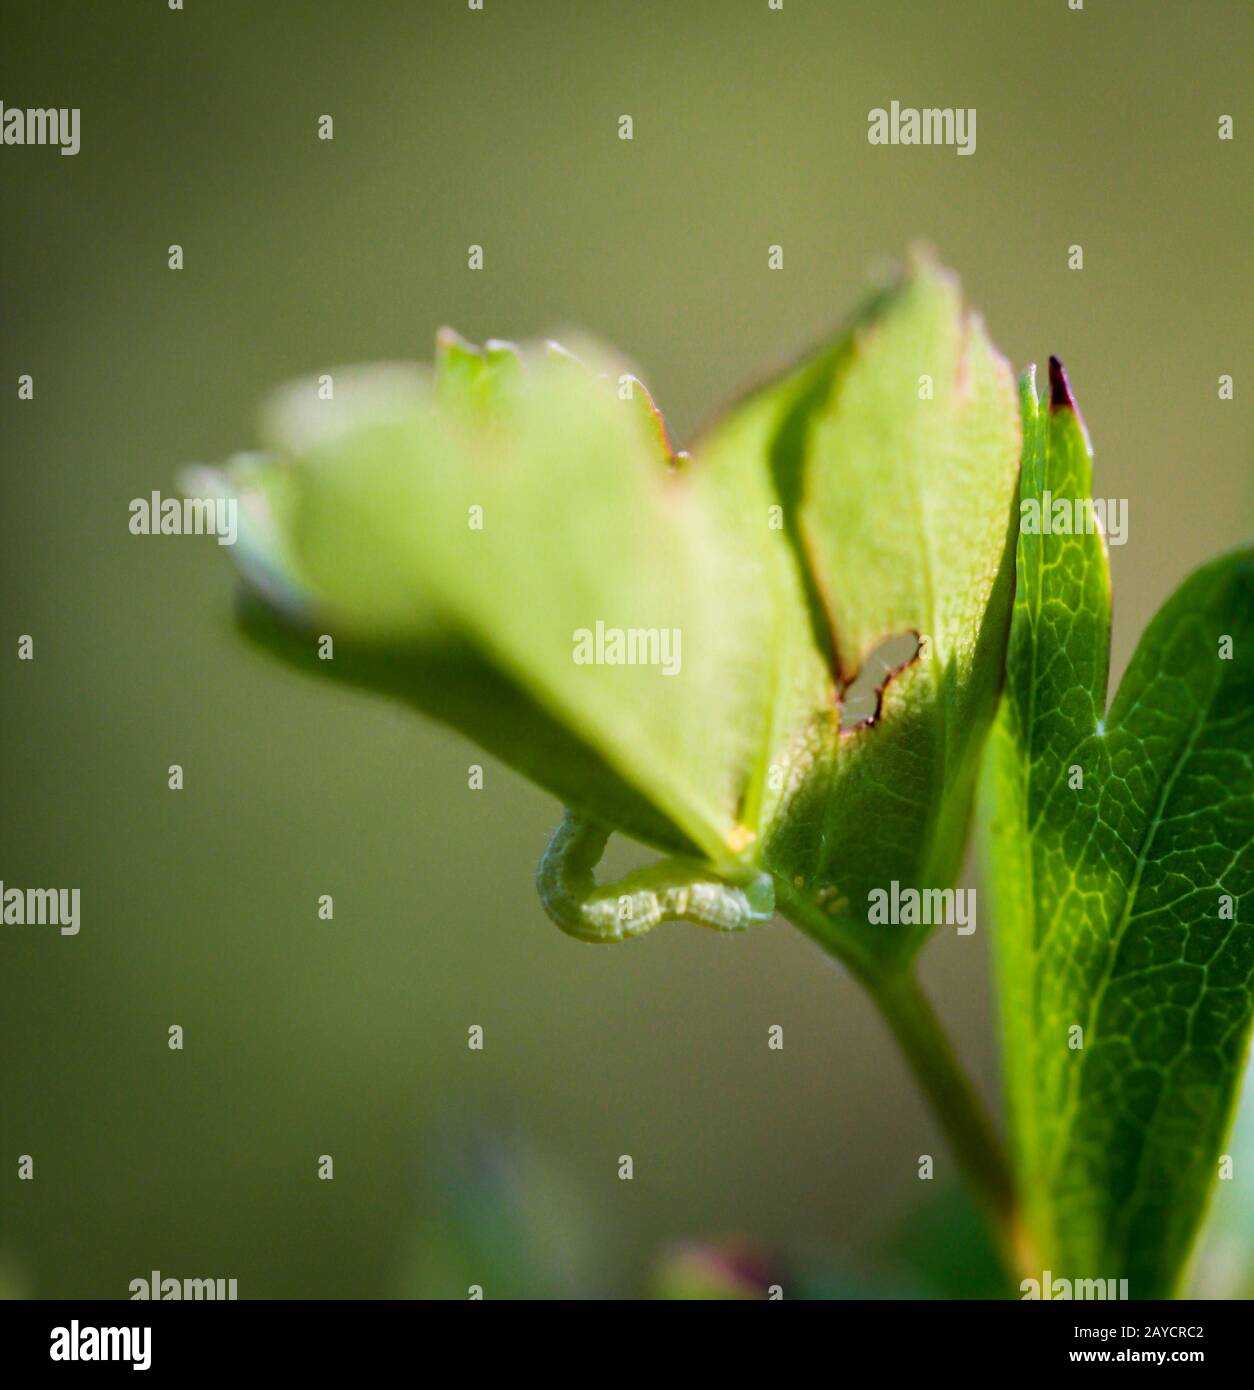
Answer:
xmin=776 ymin=885 xmax=1027 ymax=1282
xmin=870 ymin=969 xmax=1024 ymax=1277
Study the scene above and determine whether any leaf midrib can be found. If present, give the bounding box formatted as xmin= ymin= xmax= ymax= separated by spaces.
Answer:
xmin=1040 ymin=676 xmax=1218 ymax=1204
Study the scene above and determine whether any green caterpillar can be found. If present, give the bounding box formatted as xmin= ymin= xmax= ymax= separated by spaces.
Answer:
xmin=537 ymin=810 xmax=775 ymax=943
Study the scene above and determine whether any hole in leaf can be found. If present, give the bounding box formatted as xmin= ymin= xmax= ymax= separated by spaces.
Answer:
xmin=838 ymin=631 xmax=922 ymax=731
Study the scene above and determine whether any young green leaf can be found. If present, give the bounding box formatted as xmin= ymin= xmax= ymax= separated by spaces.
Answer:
xmin=232 ymin=596 xmax=697 ymax=855
xmin=188 ymin=253 xmax=1021 ymax=971
xmin=980 ymin=360 xmax=1254 ymax=1296
xmin=760 ymin=258 xmax=1021 ymax=976
xmin=195 ymin=345 xmax=776 ymax=869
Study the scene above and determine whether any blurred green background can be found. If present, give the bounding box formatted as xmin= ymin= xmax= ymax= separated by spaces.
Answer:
xmin=2 ymin=0 xmax=1250 ymax=1298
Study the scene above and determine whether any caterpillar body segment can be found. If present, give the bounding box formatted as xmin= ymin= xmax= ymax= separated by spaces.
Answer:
xmin=537 ymin=810 xmax=775 ymax=944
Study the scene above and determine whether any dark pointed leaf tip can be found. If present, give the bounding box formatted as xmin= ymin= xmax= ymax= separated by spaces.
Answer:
xmin=1048 ymin=355 xmax=1076 ymax=412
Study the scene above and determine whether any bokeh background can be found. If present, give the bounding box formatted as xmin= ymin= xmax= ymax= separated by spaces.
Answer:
xmin=2 ymin=0 xmax=1250 ymax=1298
